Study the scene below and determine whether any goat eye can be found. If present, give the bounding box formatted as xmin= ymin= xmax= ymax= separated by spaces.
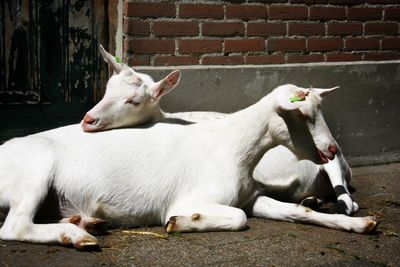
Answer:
xmin=125 ymin=99 xmax=140 ymax=106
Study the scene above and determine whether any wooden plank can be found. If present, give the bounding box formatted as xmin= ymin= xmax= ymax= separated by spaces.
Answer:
xmin=108 ymin=0 xmax=118 ymax=57
xmin=0 ymin=1 xmax=5 ymax=93
xmin=36 ymin=0 xmax=65 ymax=104
xmin=0 ymin=0 xmax=40 ymax=104
xmin=92 ymin=0 xmax=109 ymax=101
xmin=66 ymin=0 xmax=93 ymax=104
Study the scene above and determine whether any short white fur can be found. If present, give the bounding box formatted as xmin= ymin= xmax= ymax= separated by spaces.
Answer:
xmin=0 ymin=83 xmax=377 ymax=249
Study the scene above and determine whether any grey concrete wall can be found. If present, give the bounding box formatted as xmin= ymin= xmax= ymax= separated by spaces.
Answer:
xmin=136 ymin=61 xmax=400 ymax=166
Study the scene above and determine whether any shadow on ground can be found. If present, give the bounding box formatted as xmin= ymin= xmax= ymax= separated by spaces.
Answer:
xmin=1 ymin=163 xmax=399 ymax=267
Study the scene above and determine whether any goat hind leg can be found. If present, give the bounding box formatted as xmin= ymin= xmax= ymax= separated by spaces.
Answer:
xmin=250 ymin=196 xmax=377 ymax=234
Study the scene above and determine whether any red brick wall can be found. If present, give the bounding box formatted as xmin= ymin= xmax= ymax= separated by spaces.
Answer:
xmin=123 ymin=1 xmax=400 ymax=66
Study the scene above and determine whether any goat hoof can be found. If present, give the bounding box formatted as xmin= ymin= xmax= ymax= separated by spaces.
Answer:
xmin=329 ymin=200 xmax=349 ymax=215
xmin=90 ymin=218 xmax=106 ymax=225
xmin=69 ymin=215 xmax=82 ymax=225
xmin=366 ymin=220 xmax=380 ymax=233
xmin=300 ymin=197 xmax=321 ymax=211
xmin=74 ymin=236 xmax=99 ymax=251
xmin=85 ymin=219 xmax=107 ymax=236
xmin=60 ymin=234 xmax=72 ymax=245
xmin=165 ymin=216 xmax=177 ymax=233
xmin=191 ymin=213 xmax=200 ymax=221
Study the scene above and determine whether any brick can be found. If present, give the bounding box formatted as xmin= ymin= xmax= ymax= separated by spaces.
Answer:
xmin=363 ymin=52 xmax=400 ymax=61
xmin=287 ymin=54 xmax=324 ymax=63
xmin=154 ymin=22 xmax=198 ymax=37
xmin=179 ymin=40 xmax=222 ymax=53
xmin=310 ymin=7 xmax=346 ymax=20
xmin=288 ymin=23 xmax=325 ymax=36
xmin=268 ymin=38 xmax=306 ymax=52
xmin=179 ymin=4 xmax=223 ymax=19
xmin=124 ymin=20 xmax=150 ymax=36
xmin=154 ymin=56 xmax=198 ymax=66
xmin=348 ymin=8 xmax=382 ymax=21
xmin=125 ymin=39 xmax=175 ymax=54
xmin=225 ymin=39 xmax=265 ymax=52
xmin=125 ymin=56 xmax=150 ymax=66
xmin=308 ymin=38 xmax=343 ymax=52
xmin=124 ymin=2 xmax=175 ymax=18
xmin=269 ymin=6 xmax=308 ymax=20
xmin=345 ymin=38 xmax=380 ymax=51
xmin=202 ymin=22 xmax=244 ymax=37
xmin=245 ymin=55 xmax=285 ymax=64
xmin=365 ymin=23 xmax=398 ymax=36
xmin=326 ymin=53 xmax=362 ymax=62
xmin=202 ymin=56 xmax=244 ymax=65
xmin=367 ymin=0 xmax=400 ymax=3
xmin=291 ymin=0 xmax=328 ymax=3
xmin=328 ymin=0 xmax=364 ymax=4
xmin=249 ymin=0 xmax=288 ymax=2
xmin=226 ymin=4 xmax=267 ymax=20
xmin=247 ymin=23 xmax=286 ymax=37
xmin=382 ymin=38 xmax=400 ymax=50
xmin=385 ymin=8 xmax=400 ymax=20
xmin=327 ymin=23 xmax=363 ymax=36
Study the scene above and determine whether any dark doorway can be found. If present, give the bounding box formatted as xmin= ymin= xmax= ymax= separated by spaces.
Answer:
xmin=0 ymin=0 xmax=112 ymax=142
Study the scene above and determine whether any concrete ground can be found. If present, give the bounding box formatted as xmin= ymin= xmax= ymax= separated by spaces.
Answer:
xmin=0 ymin=163 xmax=399 ymax=267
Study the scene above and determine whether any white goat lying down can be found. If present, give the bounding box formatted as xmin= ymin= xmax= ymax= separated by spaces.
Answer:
xmin=83 ymin=46 xmax=358 ymax=216
xmin=0 ymin=83 xmax=377 ymax=250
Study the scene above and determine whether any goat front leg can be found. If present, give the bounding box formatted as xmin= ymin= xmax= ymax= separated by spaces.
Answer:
xmin=322 ymin=155 xmax=359 ymax=215
xmin=0 ymin=204 xmax=98 ymax=250
xmin=0 ymin=181 xmax=97 ymax=250
xmin=165 ymin=203 xmax=248 ymax=233
xmin=250 ymin=196 xmax=377 ymax=234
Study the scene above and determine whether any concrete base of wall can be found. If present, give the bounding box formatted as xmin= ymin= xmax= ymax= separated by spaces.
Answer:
xmin=136 ymin=61 xmax=400 ymax=166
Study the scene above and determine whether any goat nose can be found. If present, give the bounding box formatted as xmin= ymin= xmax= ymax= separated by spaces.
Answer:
xmin=329 ymin=144 xmax=337 ymax=155
xmin=83 ymin=113 xmax=96 ymax=124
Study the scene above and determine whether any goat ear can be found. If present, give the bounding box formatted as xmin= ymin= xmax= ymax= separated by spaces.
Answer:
xmin=313 ymin=86 xmax=339 ymax=98
xmin=150 ymin=70 xmax=181 ymax=100
xmin=99 ymin=44 xmax=126 ymax=74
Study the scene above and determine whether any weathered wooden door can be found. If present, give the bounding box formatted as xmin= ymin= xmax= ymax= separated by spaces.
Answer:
xmin=0 ymin=0 xmax=111 ymax=142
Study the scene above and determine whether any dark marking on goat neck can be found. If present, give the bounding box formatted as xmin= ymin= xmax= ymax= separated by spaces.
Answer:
xmin=334 ymin=185 xmax=347 ymax=197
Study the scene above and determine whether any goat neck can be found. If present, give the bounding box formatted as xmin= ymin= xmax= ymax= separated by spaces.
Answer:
xmin=203 ymin=95 xmax=276 ymax=176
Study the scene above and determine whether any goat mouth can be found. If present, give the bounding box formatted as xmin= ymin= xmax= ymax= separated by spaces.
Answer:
xmin=81 ymin=120 xmax=106 ymax=132
xmin=318 ymin=150 xmax=330 ymax=164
